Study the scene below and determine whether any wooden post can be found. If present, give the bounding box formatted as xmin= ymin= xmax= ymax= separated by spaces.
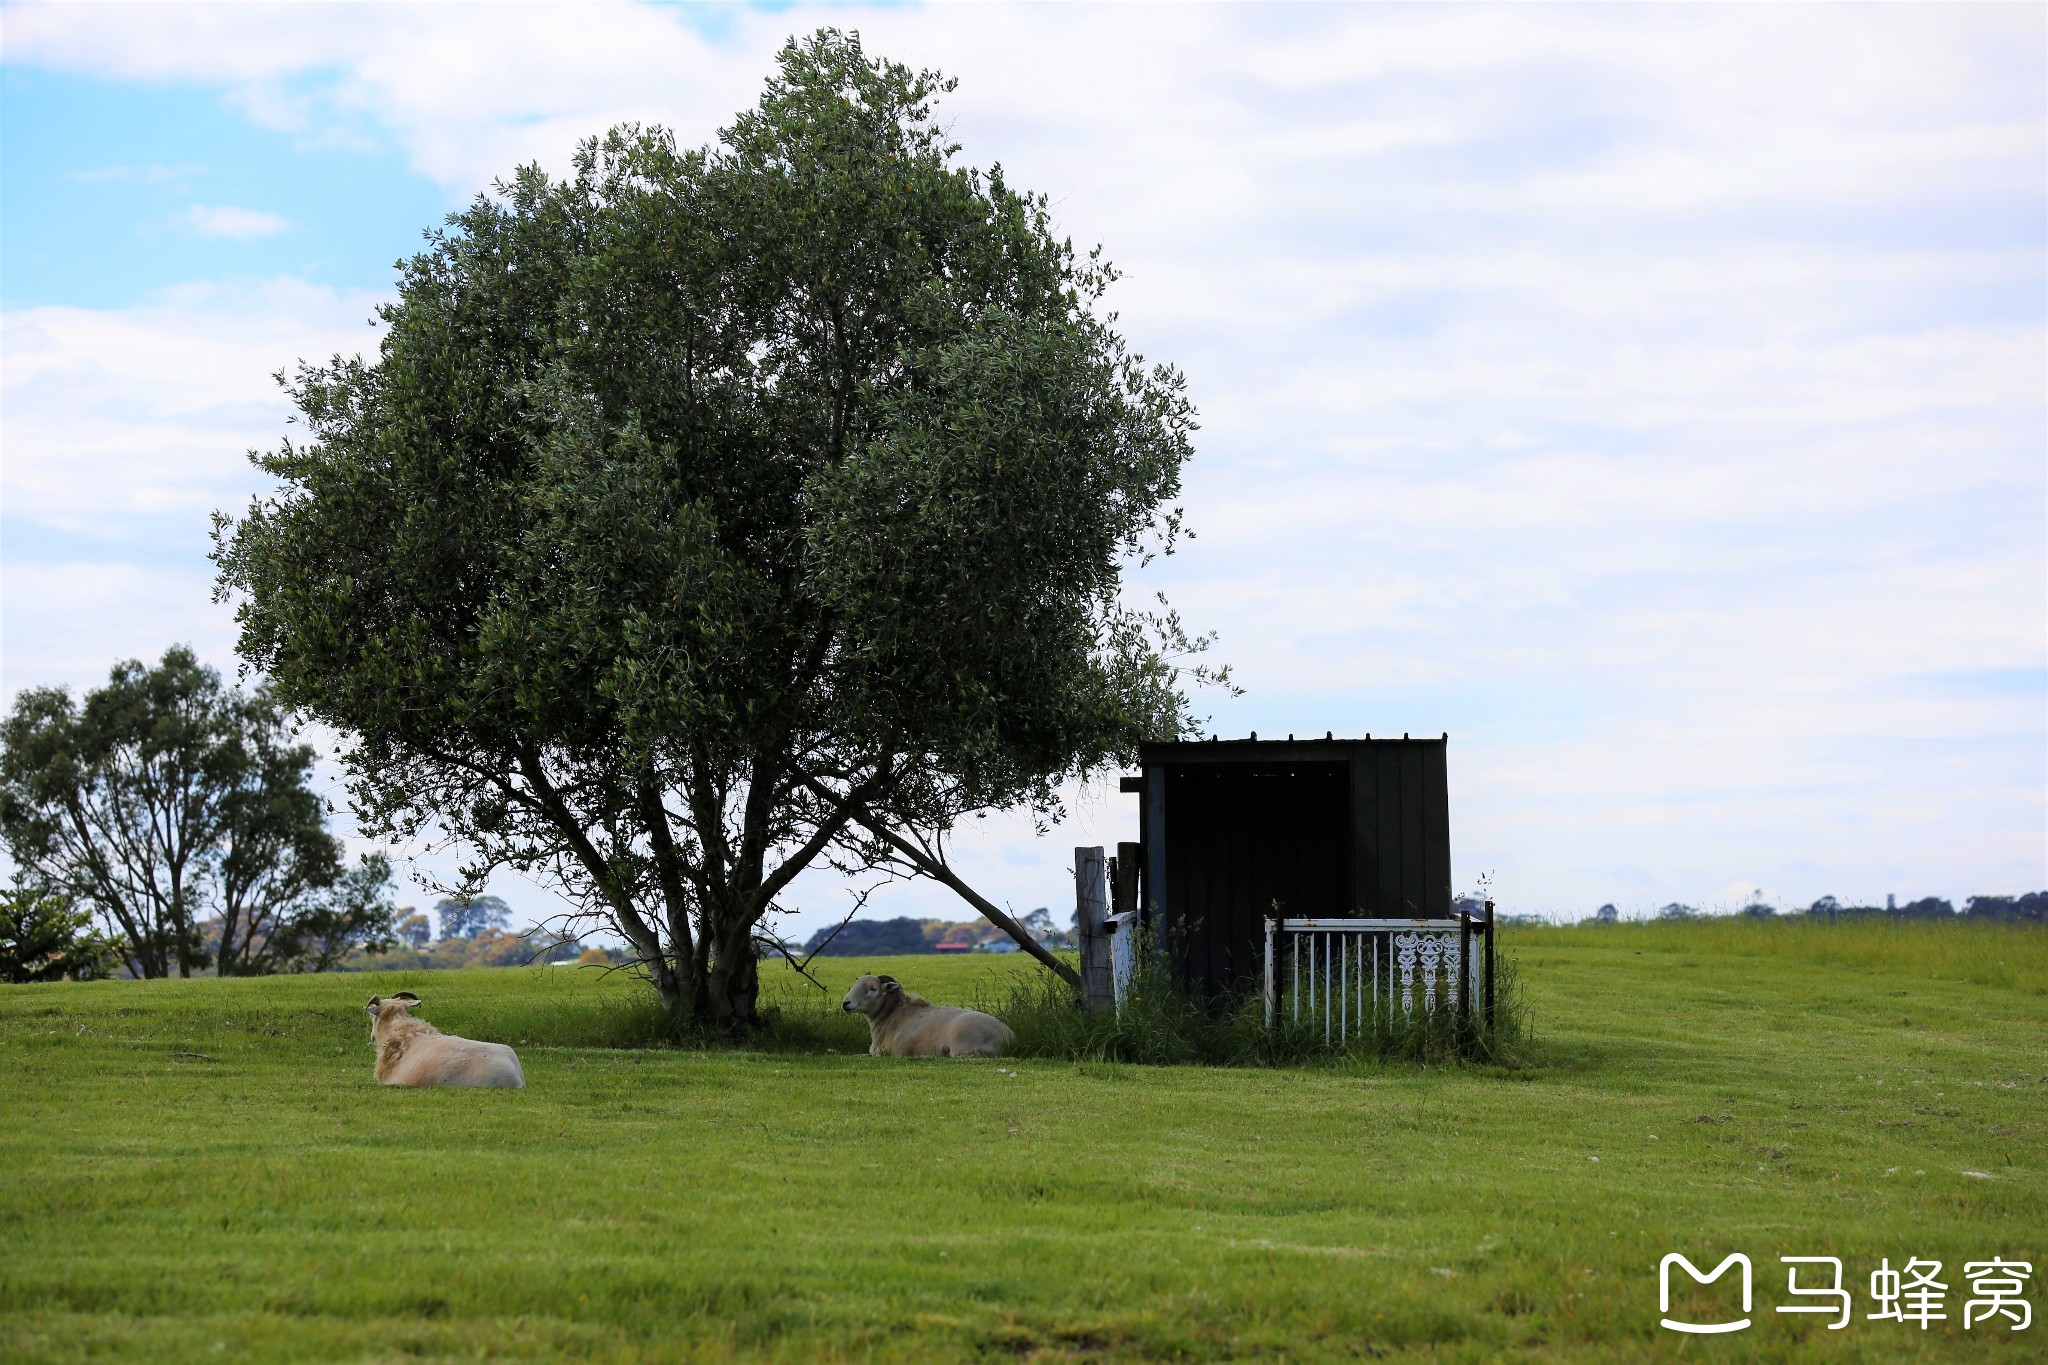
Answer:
xmin=1075 ymin=846 xmax=1113 ymax=1013
xmin=1483 ymin=898 xmax=1497 ymax=1036
xmin=1114 ymin=841 xmax=1142 ymax=920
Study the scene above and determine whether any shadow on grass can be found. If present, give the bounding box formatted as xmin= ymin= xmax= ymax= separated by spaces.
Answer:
xmin=552 ymin=947 xmax=1539 ymax=1070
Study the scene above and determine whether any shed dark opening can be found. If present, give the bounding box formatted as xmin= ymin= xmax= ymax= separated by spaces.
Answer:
xmin=1134 ymin=736 xmax=1453 ymax=1000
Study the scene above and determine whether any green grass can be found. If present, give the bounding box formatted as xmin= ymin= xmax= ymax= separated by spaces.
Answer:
xmin=1 ymin=921 xmax=2042 ymax=1362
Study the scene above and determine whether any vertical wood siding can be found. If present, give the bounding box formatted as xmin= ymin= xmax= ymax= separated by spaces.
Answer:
xmin=1141 ymin=738 xmax=1452 ymax=1000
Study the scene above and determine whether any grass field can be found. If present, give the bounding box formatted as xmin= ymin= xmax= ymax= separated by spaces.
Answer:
xmin=1 ymin=919 xmax=2042 ymax=1361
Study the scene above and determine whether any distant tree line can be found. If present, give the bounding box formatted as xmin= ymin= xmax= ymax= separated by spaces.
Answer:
xmin=800 ymin=909 xmax=1073 ymax=958
xmin=1578 ymin=893 xmax=2045 ymax=925
xmin=335 ymin=895 xmax=613 ymax=971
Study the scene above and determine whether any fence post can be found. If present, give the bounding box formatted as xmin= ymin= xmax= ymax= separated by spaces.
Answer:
xmin=1263 ymin=916 xmax=1276 ymax=1028
xmin=1459 ymin=910 xmax=1472 ymax=1026
xmin=1483 ymin=898 xmax=1497 ymax=1036
xmin=1074 ymin=846 xmax=1113 ymax=1014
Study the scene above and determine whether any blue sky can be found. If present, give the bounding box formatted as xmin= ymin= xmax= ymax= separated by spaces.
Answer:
xmin=3 ymin=68 xmax=448 ymax=310
xmin=2 ymin=2 xmax=2042 ymax=936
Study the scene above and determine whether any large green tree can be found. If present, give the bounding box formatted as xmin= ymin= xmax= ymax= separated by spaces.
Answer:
xmin=213 ymin=31 xmax=1218 ymax=1032
xmin=0 ymin=647 xmax=396 ymax=977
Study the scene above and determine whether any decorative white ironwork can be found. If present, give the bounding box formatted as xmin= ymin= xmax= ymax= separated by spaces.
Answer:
xmin=1265 ymin=918 xmax=1477 ymax=1038
xmin=1394 ymin=932 xmax=1420 ymax=1015
xmin=1418 ymin=934 xmax=1442 ymax=1013
xmin=1263 ymin=915 xmax=1492 ymax=1042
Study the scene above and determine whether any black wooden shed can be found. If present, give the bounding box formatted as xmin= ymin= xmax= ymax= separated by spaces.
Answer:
xmin=1126 ymin=734 xmax=1453 ymax=999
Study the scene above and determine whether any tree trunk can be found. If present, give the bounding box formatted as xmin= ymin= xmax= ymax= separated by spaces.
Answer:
xmin=631 ymin=904 xmax=757 ymax=1039
xmin=706 ymin=919 xmax=762 ymax=1036
xmin=647 ymin=957 xmax=706 ymax=1032
xmin=625 ymin=915 xmax=710 ymax=1037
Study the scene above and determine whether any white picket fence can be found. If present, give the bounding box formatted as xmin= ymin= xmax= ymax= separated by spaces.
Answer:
xmin=1263 ymin=916 xmax=1485 ymax=1042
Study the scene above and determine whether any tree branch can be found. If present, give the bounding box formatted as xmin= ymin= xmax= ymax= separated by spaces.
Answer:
xmin=752 ymin=760 xmax=893 ymax=913
xmin=637 ymin=769 xmax=698 ymax=988
xmin=513 ymin=744 xmax=659 ymax=957
xmin=832 ymin=795 xmax=1080 ymax=989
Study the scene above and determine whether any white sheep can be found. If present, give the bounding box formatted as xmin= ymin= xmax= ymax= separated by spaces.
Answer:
xmin=363 ymin=992 xmax=524 ymax=1088
xmin=841 ymin=974 xmax=1014 ymax=1057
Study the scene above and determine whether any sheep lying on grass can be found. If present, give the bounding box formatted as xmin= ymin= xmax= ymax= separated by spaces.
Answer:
xmin=841 ymin=974 xmax=1014 ymax=1057
xmin=363 ymin=992 xmax=524 ymax=1088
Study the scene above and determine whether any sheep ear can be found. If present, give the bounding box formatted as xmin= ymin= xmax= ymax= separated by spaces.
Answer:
xmin=365 ymin=996 xmax=381 ymax=1013
xmin=876 ymin=975 xmax=896 ymax=986
xmin=881 ymin=979 xmax=902 ymax=995
xmin=393 ymin=991 xmax=420 ymax=1004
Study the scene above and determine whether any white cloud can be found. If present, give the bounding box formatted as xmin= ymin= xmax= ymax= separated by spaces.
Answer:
xmin=180 ymin=203 xmax=292 ymax=239
xmin=2 ymin=2 xmax=2041 ymax=923
xmin=1 ymin=278 xmax=385 ymax=545
xmin=0 ymin=560 xmax=237 ymax=704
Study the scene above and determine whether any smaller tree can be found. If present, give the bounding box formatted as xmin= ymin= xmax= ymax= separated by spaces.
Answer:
xmin=262 ymin=855 xmax=399 ymax=972
xmin=0 ymin=647 xmax=394 ymax=976
xmin=394 ymin=911 xmax=432 ymax=949
xmin=2 ymin=649 xmax=231 ymax=976
xmin=436 ymin=895 xmax=512 ymax=940
xmin=0 ymin=882 xmax=120 ymax=983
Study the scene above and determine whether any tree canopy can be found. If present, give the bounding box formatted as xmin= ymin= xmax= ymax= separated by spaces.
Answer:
xmin=1 ymin=647 xmax=396 ymax=977
xmin=213 ymin=31 xmax=1218 ymax=1031
xmin=436 ymin=894 xmax=512 ymax=940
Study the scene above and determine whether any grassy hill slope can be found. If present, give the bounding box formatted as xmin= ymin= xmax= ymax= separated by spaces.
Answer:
xmin=1 ymin=920 xmax=2041 ymax=1361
